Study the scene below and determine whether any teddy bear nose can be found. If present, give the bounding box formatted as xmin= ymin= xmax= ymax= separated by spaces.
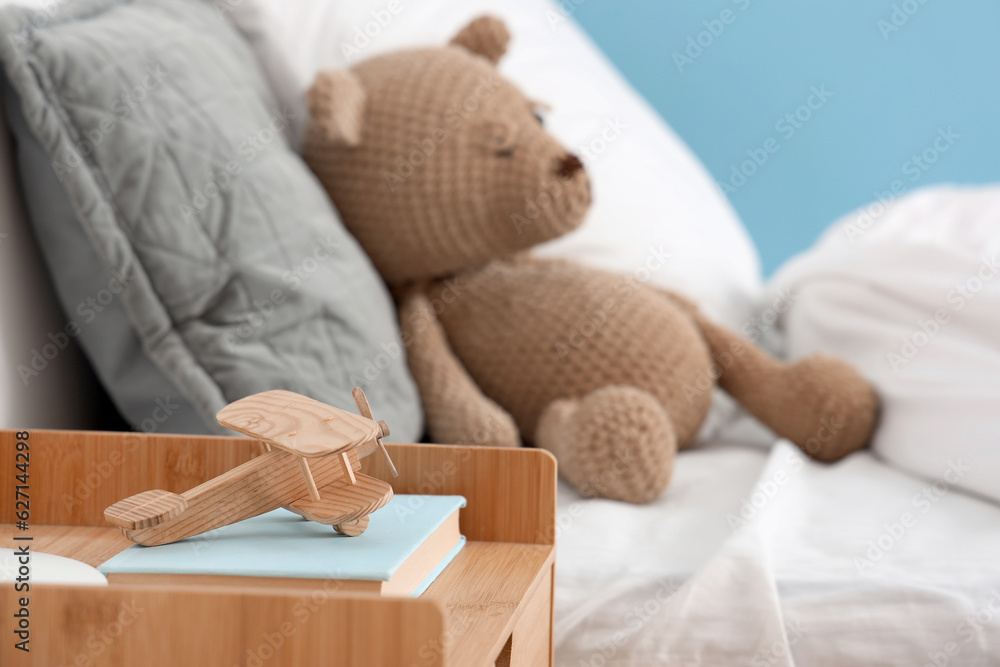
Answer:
xmin=557 ymin=153 xmax=585 ymax=179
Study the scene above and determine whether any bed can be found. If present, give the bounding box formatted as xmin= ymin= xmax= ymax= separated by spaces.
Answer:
xmin=2 ymin=0 xmax=997 ymax=664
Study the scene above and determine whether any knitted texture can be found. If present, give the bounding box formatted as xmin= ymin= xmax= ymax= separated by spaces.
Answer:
xmin=537 ymin=386 xmax=678 ymax=504
xmin=306 ymin=69 xmax=365 ymax=146
xmin=426 ymin=257 xmax=712 ymax=449
xmin=396 ymin=285 xmax=520 ymax=448
xmin=303 ymin=27 xmax=588 ymax=285
xmin=449 ymin=15 xmax=510 ymax=65
xmin=302 ymin=16 xmax=880 ymax=504
xmin=690 ymin=309 xmax=880 ymax=462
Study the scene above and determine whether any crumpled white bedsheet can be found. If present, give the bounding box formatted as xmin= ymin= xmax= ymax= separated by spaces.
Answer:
xmin=555 ymin=439 xmax=1000 ymax=666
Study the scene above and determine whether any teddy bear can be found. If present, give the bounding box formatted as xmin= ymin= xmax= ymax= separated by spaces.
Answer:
xmin=302 ymin=16 xmax=879 ymax=504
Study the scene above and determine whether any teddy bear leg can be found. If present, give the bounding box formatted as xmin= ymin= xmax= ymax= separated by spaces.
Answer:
xmin=535 ymin=386 xmax=677 ymax=504
xmin=686 ymin=305 xmax=879 ymax=462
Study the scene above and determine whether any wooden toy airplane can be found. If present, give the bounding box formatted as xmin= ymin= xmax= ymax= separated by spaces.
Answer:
xmin=104 ymin=388 xmax=398 ymax=546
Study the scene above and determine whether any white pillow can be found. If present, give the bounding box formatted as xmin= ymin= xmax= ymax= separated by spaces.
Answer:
xmin=768 ymin=185 xmax=1000 ymax=503
xmin=226 ymin=0 xmax=763 ymax=329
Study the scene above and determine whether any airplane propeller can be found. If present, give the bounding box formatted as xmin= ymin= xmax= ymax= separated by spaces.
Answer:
xmin=353 ymin=387 xmax=398 ymax=478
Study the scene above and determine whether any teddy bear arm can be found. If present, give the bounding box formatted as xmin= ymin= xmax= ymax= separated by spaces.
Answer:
xmin=398 ymin=288 xmax=521 ymax=448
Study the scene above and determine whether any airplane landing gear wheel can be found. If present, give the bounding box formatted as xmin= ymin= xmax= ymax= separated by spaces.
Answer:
xmin=333 ymin=515 xmax=369 ymax=536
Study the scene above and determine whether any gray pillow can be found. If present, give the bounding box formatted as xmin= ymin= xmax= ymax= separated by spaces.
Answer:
xmin=0 ymin=0 xmax=422 ymax=439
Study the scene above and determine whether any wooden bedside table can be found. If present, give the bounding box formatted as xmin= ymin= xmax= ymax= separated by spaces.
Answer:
xmin=1 ymin=430 xmax=557 ymax=666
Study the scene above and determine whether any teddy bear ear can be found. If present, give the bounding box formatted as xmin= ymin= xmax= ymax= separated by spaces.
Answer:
xmin=449 ymin=15 xmax=510 ymax=64
xmin=307 ymin=69 xmax=366 ymax=147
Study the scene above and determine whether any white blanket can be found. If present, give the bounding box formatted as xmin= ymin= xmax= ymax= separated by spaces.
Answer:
xmin=768 ymin=185 xmax=1000 ymax=504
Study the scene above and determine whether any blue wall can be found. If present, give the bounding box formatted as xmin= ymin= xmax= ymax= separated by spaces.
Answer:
xmin=571 ymin=1 xmax=1000 ymax=274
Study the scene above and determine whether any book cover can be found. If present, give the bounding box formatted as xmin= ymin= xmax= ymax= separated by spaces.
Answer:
xmin=99 ymin=494 xmax=466 ymax=596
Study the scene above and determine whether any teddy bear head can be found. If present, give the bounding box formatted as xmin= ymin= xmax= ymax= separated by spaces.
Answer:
xmin=303 ymin=16 xmax=591 ymax=286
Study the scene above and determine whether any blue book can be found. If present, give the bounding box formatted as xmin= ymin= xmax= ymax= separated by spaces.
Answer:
xmin=99 ymin=495 xmax=466 ymax=597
